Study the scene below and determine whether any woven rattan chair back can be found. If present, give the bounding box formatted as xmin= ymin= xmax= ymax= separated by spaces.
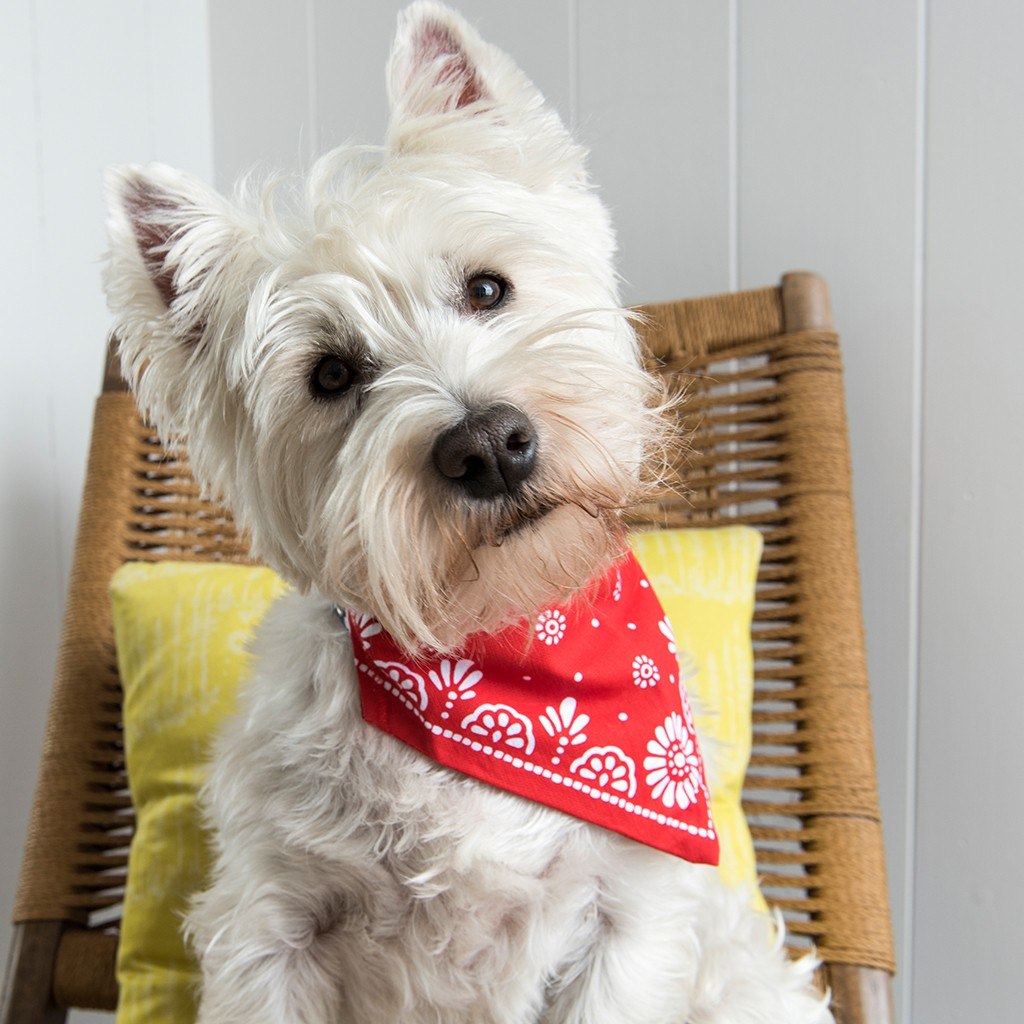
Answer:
xmin=2 ymin=272 xmax=895 ymax=1024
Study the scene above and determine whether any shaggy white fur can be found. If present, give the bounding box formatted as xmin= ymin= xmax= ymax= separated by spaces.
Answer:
xmin=103 ymin=3 xmax=833 ymax=1021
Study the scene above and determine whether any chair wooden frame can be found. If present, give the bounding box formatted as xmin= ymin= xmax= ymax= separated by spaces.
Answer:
xmin=2 ymin=271 xmax=895 ymax=1023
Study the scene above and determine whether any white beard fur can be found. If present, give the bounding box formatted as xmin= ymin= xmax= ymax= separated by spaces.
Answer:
xmin=102 ymin=3 xmax=833 ymax=1021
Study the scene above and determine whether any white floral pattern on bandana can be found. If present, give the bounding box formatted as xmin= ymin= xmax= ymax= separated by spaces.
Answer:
xmin=535 ymin=608 xmax=567 ymax=645
xmin=372 ymin=661 xmax=429 ymax=711
xmin=658 ymin=615 xmax=677 ymax=655
xmin=571 ymin=745 xmax=637 ymax=798
xmin=462 ymin=704 xmax=536 ymax=754
xmin=350 ymin=612 xmax=383 ymax=650
xmin=351 ymin=552 xmax=718 ymax=864
xmin=632 ymin=654 xmax=660 ymax=688
xmin=540 ymin=697 xmax=589 ymax=765
xmin=644 ymin=712 xmax=703 ymax=810
xmin=428 ymin=658 xmax=483 ymax=719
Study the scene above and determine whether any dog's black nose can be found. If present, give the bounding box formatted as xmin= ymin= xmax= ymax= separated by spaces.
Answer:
xmin=432 ymin=403 xmax=538 ymax=499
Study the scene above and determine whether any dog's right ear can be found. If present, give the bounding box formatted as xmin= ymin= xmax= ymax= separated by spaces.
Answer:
xmin=103 ymin=164 xmax=260 ymax=437
xmin=104 ymin=164 xmax=256 ymax=344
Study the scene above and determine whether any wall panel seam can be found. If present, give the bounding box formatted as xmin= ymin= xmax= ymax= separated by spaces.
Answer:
xmin=905 ymin=1 xmax=930 ymax=1021
xmin=728 ymin=0 xmax=738 ymax=291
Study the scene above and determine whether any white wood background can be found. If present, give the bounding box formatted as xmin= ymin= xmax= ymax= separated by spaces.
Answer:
xmin=3 ymin=3 xmax=1021 ymax=1022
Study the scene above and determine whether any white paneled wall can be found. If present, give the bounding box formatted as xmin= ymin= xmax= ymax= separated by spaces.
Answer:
xmin=916 ymin=3 xmax=1024 ymax=1020
xmin=0 ymin=4 xmax=213 ymax=1022
xmin=578 ymin=1 xmax=734 ymax=299
xmin=3 ymin=3 xmax=1021 ymax=1021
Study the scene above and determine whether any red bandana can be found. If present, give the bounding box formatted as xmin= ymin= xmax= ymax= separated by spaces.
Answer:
xmin=346 ymin=552 xmax=719 ymax=864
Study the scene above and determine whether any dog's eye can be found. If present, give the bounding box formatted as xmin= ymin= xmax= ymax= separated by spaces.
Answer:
xmin=311 ymin=355 xmax=354 ymax=399
xmin=465 ymin=274 xmax=508 ymax=311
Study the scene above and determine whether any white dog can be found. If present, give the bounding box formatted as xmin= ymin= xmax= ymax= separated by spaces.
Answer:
xmin=103 ymin=4 xmax=832 ymax=1022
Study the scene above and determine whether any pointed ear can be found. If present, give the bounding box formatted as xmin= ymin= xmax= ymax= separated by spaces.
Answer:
xmin=388 ymin=1 xmax=486 ymax=119
xmin=103 ymin=164 xmax=262 ymax=442
xmin=386 ymin=2 xmax=584 ymax=184
xmin=104 ymin=163 xmax=256 ymax=346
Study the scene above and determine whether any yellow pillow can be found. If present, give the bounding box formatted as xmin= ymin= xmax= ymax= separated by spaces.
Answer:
xmin=110 ymin=526 xmax=763 ymax=1023
xmin=629 ymin=526 xmax=764 ymax=907
xmin=111 ymin=562 xmax=288 ymax=1024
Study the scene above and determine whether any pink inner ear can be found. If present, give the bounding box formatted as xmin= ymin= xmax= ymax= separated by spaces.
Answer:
xmin=413 ymin=19 xmax=483 ymax=110
xmin=124 ymin=181 xmax=178 ymax=308
xmin=121 ymin=179 xmax=205 ymax=345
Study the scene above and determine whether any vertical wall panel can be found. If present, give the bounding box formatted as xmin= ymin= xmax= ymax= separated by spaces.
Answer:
xmin=312 ymin=0 xmax=398 ymax=154
xmin=915 ymin=2 xmax=1024 ymax=1020
xmin=146 ymin=5 xmax=215 ymax=173
xmin=312 ymin=0 xmax=573 ymax=160
xmin=208 ymin=0 xmax=310 ymax=190
xmin=738 ymin=2 xmax=920 ymax=1010
xmin=0 ymin=0 xmax=64 ymax=995
xmin=577 ymin=0 xmax=732 ymax=304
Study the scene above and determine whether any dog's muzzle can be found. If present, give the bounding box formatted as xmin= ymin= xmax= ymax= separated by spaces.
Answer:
xmin=432 ymin=403 xmax=537 ymax=499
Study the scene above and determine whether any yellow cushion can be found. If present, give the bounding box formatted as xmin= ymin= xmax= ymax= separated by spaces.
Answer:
xmin=629 ymin=526 xmax=765 ymax=908
xmin=110 ymin=562 xmax=288 ymax=1024
xmin=110 ymin=525 xmax=763 ymax=1023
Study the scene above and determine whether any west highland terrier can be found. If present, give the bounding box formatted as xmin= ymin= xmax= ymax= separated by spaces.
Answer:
xmin=103 ymin=3 xmax=832 ymax=1021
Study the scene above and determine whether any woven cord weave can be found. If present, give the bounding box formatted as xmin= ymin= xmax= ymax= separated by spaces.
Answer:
xmin=14 ymin=393 xmax=138 ymax=926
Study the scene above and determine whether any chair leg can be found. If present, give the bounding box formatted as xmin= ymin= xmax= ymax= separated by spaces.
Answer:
xmin=826 ymin=964 xmax=895 ymax=1024
xmin=1 ymin=922 xmax=68 ymax=1024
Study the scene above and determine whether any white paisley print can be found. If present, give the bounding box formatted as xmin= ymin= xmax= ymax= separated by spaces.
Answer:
xmin=644 ymin=712 xmax=703 ymax=810
xmin=461 ymin=704 xmax=536 ymax=754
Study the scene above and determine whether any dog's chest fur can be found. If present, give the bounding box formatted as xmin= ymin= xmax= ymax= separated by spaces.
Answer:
xmin=197 ymin=589 xmax=698 ymax=1020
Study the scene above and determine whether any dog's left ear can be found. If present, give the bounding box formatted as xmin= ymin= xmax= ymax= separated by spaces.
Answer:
xmin=386 ymin=2 xmax=585 ymax=187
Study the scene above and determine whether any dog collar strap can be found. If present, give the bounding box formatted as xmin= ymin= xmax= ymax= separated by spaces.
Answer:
xmin=346 ymin=552 xmax=719 ymax=864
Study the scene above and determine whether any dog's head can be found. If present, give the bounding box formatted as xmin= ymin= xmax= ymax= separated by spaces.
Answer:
xmin=104 ymin=2 xmax=664 ymax=650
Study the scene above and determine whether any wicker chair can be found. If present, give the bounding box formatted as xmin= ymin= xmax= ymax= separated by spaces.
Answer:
xmin=1 ymin=271 xmax=895 ymax=1024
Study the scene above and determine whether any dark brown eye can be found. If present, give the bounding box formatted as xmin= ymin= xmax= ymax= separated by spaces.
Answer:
xmin=466 ymin=274 xmax=509 ymax=311
xmin=311 ymin=355 xmax=354 ymax=399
